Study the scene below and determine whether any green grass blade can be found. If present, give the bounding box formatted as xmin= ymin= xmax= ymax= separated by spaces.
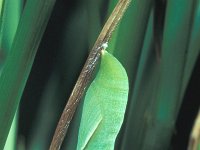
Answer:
xmin=118 ymin=0 xmax=198 ymax=149
xmin=0 ymin=0 xmax=3 ymax=13
xmin=0 ymin=0 xmax=22 ymax=71
xmin=77 ymin=51 xmax=129 ymax=150
xmin=86 ymin=0 xmax=104 ymax=49
xmin=108 ymin=0 xmax=154 ymax=87
xmin=0 ymin=0 xmax=56 ymax=148
xmin=0 ymin=0 xmax=5 ymax=33
xmin=181 ymin=0 xmax=200 ymax=97
xmin=141 ymin=0 xmax=196 ymax=149
xmin=0 ymin=0 xmax=22 ymax=51
xmin=28 ymin=73 xmax=60 ymax=150
xmin=3 ymin=112 xmax=17 ymax=150
xmin=156 ymin=0 xmax=195 ymax=122
xmin=119 ymin=11 xmax=158 ymax=150
xmin=0 ymin=0 xmax=22 ymax=148
xmin=105 ymin=4 xmax=155 ymax=147
xmin=28 ymin=2 xmax=89 ymax=149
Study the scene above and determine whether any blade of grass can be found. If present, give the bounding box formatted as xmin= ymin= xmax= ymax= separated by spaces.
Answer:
xmin=0 ymin=0 xmax=56 ymax=148
xmin=0 ymin=0 xmax=22 ymax=149
xmin=0 ymin=0 xmax=23 ymax=71
xmin=108 ymin=0 xmax=154 ymax=89
xmin=181 ymin=0 xmax=200 ymax=98
xmin=107 ymin=0 xmax=154 ymax=148
xmin=60 ymin=5 xmax=89 ymax=149
xmin=28 ymin=73 xmax=60 ymax=150
xmin=141 ymin=0 xmax=196 ymax=149
xmin=105 ymin=3 xmax=155 ymax=147
xmin=4 ymin=112 xmax=18 ymax=150
xmin=0 ymin=0 xmax=4 ymax=37
xmin=0 ymin=0 xmax=22 ymax=51
xmin=118 ymin=10 xmax=160 ymax=150
xmin=26 ymin=2 xmax=89 ymax=149
xmin=86 ymin=0 xmax=105 ymax=49
xmin=0 ymin=0 xmax=3 ymax=15
xmin=0 ymin=0 xmax=5 ymax=69
xmin=28 ymin=10 xmax=89 ymax=145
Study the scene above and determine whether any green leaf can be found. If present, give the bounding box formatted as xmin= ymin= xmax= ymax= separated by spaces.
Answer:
xmin=0 ymin=0 xmax=22 ymax=51
xmin=4 ymin=112 xmax=17 ymax=150
xmin=0 ymin=0 xmax=56 ymax=148
xmin=142 ymin=0 xmax=197 ymax=149
xmin=77 ymin=51 xmax=129 ymax=150
xmin=107 ymin=0 xmax=154 ymax=89
xmin=119 ymin=11 xmax=158 ymax=150
xmin=27 ymin=3 xmax=89 ymax=149
xmin=86 ymin=0 xmax=105 ymax=49
xmin=181 ymin=0 xmax=200 ymax=97
xmin=0 ymin=0 xmax=22 ymax=70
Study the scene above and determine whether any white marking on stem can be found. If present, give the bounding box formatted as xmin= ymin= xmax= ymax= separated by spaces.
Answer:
xmin=102 ymin=42 xmax=108 ymax=50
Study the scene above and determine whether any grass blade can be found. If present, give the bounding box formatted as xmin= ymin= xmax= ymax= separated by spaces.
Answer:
xmin=108 ymin=0 xmax=154 ymax=88
xmin=0 ymin=0 xmax=23 ymax=70
xmin=0 ymin=0 xmax=56 ymax=148
xmin=3 ymin=112 xmax=18 ymax=150
xmin=181 ymin=0 xmax=200 ymax=97
xmin=119 ymin=11 xmax=158 ymax=150
xmin=86 ymin=0 xmax=105 ymax=49
xmin=0 ymin=0 xmax=22 ymax=51
xmin=141 ymin=0 xmax=196 ymax=149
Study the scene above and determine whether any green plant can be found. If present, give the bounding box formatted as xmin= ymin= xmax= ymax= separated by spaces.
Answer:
xmin=0 ymin=0 xmax=199 ymax=149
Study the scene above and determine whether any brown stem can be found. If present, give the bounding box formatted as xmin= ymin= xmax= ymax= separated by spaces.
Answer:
xmin=49 ymin=0 xmax=131 ymax=149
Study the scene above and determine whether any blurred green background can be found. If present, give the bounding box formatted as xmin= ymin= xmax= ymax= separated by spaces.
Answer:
xmin=0 ymin=0 xmax=199 ymax=149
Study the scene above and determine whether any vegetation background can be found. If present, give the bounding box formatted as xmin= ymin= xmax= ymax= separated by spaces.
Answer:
xmin=0 ymin=0 xmax=199 ymax=149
